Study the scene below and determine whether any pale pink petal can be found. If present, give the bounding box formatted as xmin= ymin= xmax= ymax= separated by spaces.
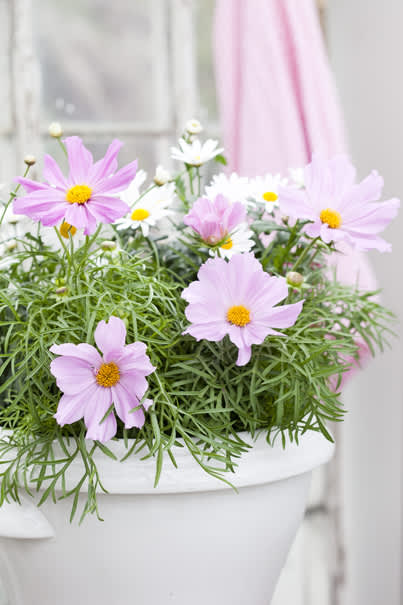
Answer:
xmin=89 ymin=139 xmax=123 ymax=183
xmin=84 ymin=386 xmax=116 ymax=443
xmin=64 ymin=203 xmax=91 ymax=230
xmin=119 ymin=373 xmax=149 ymax=400
xmin=50 ymin=343 xmax=102 ymax=366
xmin=43 ymin=154 xmax=68 ymax=189
xmin=129 ymin=407 xmax=146 ymax=428
xmin=257 ymin=300 xmax=304 ymax=328
xmin=184 ymin=302 xmax=226 ymax=324
xmin=236 ymin=345 xmax=252 ymax=366
xmin=13 ymin=188 xmax=66 ymax=217
xmin=183 ymin=321 xmax=228 ymax=341
xmin=50 ymin=356 xmax=96 ymax=395
xmin=114 ymin=344 xmax=155 ymax=374
xmin=38 ymin=205 xmax=70 ymax=226
xmin=304 ymin=221 xmax=322 ymax=238
xmin=339 ymin=170 xmax=384 ymax=212
xmin=343 ymin=231 xmax=392 ymax=252
xmin=94 ymin=316 xmax=126 ymax=356
xmin=278 ymin=187 xmax=316 ymax=220
xmin=15 ymin=177 xmax=50 ymax=193
xmin=64 ymin=136 xmax=94 ymax=185
xmin=111 ymin=382 xmax=144 ymax=428
xmin=343 ymin=197 xmax=400 ymax=231
xmin=87 ymin=196 xmax=130 ymax=222
xmin=304 ymin=154 xmax=332 ymax=208
xmin=54 ymin=382 xmax=98 ymax=426
xmin=248 ymin=274 xmax=288 ymax=310
xmin=93 ymin=160 xmax=138 ymax=195
xmin=82 ymin=209 xmax=98 ymax=235
xmin=327 ymin=155 xmax=356 ymax=202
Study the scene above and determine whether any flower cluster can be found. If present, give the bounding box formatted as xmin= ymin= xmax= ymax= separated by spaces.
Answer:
xmin=0 ymin=119 xmax=398 ymax=510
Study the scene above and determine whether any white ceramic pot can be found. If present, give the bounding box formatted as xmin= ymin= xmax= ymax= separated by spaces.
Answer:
xmin=0 ymin=431 xmax=334 ymax=605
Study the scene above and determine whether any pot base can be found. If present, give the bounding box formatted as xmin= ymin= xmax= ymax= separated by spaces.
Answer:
xmin=2 ymin=472 xmax=311 ymax=605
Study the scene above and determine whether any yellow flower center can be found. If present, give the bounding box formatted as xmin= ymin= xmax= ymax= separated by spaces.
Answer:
xmin=226 ymin=305 xmax=251 ymax=327
xmin=96 ymin=362 xmax=120 ymax=387
xmin=221 ymin=237 xmax=233 ymax=250
xmin=131 ymin=208 xmax=150 ymax=221
xmin=262 ymin=191 xmax=278 ymax=202
xmin=320 ymin=208 xmax=342 ymax=229
xmin=66 ymin=184 xmax=92 ymax=205
xmin=59 ymin=221 xmax=77 ymax=239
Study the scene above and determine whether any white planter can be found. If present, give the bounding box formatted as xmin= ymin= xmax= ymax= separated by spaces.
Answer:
xmin=0 ymin=431 xmax=334 ymax=605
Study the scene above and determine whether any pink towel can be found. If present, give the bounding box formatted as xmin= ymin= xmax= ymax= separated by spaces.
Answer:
xmin=213 ymin=0 xmax=376 ymax=378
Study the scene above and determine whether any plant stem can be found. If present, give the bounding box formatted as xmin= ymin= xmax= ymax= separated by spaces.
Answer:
xmin=291 ymin=237 xmax=320 ymax=272
xmin=0 ymin=165 xmax=31 ymax=227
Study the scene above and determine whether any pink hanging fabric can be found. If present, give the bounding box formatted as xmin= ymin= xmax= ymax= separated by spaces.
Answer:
xmin=213 ymin=0 xmax=347 ymax=175
xmin=213 ymin=0 xmax=376 ymax=376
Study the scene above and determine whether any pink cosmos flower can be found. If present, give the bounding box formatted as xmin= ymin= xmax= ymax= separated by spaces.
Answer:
xmin=14 ymin=137 xmax=138 ymax=235
xmin=181 ymin=253 xmax=304 ymax=366
xmin=183 ymin=194 xmax=246 ymax=245
xmin=50 ymin=316 xmax=155 ymax=443
xmin=278 ymin=154 xmax=400 ymax=252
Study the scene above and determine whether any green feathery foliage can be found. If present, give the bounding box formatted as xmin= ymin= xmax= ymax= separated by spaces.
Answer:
xmin=0 ymin=143 xmax=395 ymax=522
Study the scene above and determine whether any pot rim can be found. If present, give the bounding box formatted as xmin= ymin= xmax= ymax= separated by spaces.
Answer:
xmin=0 ymin=428 xmax=335 ymax=495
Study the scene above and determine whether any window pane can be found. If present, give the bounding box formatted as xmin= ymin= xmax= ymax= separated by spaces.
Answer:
xmin=34 ymin=0 xmax=158 ymax=124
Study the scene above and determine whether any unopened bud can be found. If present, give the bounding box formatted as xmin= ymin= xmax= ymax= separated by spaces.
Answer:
xmin=55 ymin=286 xmax=68 ymax=296
xmin=153 ymin=165 xmax=171 ymax=186
xmin=101 ymin=240 xmax=117 ymax=251
xmin=48 ymin=122 xmax=63 ymax=138
xmin=185 ymin=119 xmax=203 ymax=135
xmin=24 ymin=154 xmax=36 ymax=166
xmin=286 ymin=271 xmax=304 ymax=287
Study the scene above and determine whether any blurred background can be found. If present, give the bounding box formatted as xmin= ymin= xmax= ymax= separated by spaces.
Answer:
xmin=0 ymin=1 xmax=402 ymax=603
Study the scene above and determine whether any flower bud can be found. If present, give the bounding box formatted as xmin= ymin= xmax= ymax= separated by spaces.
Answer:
xmin=286 ymin=271 xmax=304 ymax=287
xmin=101 ymin=240 xmax=117 ymax=251
xmin=24 ymin=154 xmax=36 ymax=166
xmin=55 ymin=286 xmax=68 ymax=296
xmin=48 ymin=122 xmax=63 ymax=138
xmin=185 ymin=119 xmax=203 ymax=135
xmin=153 ymin=165 xmax=171 ymax=186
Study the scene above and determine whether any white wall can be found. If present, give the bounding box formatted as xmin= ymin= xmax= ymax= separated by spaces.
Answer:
xmin=327 ymin=2 xmax=403 ymax=604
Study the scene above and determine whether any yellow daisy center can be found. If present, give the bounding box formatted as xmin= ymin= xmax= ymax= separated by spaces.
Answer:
xmin=320 ymin=208 xmax=342 ymax=229
xmin=96 ymin=362 xmax=120 ymax=388
xmin=66 ymin=184 xmax=92 ymax=205
xmin=131 ymin=208 xmax=150 ymax=221
xmin=226 ymin=305 xmax=251 ymax=327
xmin=59 ymin=221 xmax=77 ymax=239
xmin=221 ymin=237 xmax=233 ymax=250
xmin=263 ymin=191 xmax=278 ymax=202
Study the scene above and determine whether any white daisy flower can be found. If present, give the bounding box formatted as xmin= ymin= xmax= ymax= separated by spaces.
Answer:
xmin=249 ymin=173 xmax=287 ymax=207
xmin=171 ymin=138 xmax=224 ymax=167
xmin=153 ymin=165 xmax=171 ymax=186
xmin=119 ymin=169 xmax=148 ymax=203
xmin=185 ymin=119 xmax=203 ymax=135
xmin=205 ymin=172 xmax=251 ymax=206
xmin=115 ymin=182 xmax=175 ymax=237
xmin=210 ymin=224 xmax=255 ymax=259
